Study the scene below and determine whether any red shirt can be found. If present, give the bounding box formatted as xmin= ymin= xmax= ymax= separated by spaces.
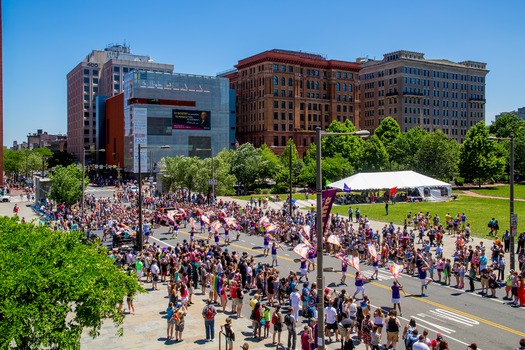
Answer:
xmin=230 ymin=285 xmax=237 ymax=299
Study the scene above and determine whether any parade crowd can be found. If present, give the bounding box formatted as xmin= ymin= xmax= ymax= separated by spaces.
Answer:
xmin=30 ymin=182 xmax=525 ymax=350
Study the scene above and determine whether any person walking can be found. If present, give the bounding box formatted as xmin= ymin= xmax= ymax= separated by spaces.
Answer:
xmin=272 ymin=305 xmax=283 ymax=346
xmin=202 ymin=299 xmax=217 ymax=342
xmin=391 ymin=281 xmax=403 ymax=316
xmin=385 ymin=310 xmax=401 ymax=350
xmin=221 ymin=318 xmax=235 ymax=350
xmin=285 ymin=306 xmax=297 ymax=350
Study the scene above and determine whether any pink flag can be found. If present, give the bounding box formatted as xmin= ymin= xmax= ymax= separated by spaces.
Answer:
xmin=327 ymin=234 xmax=341 ymax=246
xmin=167 ymin=210 xmax=177 ymax=223
xmin=388 ymin=261 xmax=404 ymax=278
xmin=190 ymin=217 xmax=196 ymax=227
xmin=293 ymin=243 xmax=311 ymax=260
xmin=211 ymin=220 xmax=222 ymax=232
xmin=259 ymin=216 xmax=270 ymax=227
xmin=200 ymin=214 xmax=210 ymax=225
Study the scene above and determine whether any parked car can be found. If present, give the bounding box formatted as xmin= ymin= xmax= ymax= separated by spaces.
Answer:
xmin=1 ymin=195 xmax=11 ymax=202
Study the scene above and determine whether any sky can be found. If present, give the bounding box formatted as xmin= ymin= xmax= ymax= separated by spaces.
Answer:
xmin=3 ymin=0 xmax=525 ymax=147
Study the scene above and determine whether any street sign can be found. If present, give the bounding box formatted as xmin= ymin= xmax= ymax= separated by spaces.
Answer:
xmin=208 ymin=179 xmax=217 ymax=185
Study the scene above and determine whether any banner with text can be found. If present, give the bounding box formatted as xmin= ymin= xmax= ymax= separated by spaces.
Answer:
xmin=321 ymin=188 xmax=338 ymax=233
xmin=172 ymin=109 xmax=211 ymax=130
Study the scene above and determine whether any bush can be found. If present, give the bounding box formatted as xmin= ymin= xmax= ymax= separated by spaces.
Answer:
xmin=455 ymin=177 xmax=464 ymax=186
xmin=272 ymin=184 xmax=288 ymax=193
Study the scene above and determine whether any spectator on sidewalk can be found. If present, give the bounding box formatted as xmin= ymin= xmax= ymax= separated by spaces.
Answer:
xmin=285 ymin=306 xmax=297 ymax=350
xmin=202 ymin=299 xmax=217 ymax=342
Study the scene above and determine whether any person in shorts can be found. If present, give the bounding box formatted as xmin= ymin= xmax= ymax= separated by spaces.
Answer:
xmin=385 ymin=310 xmax=401 ymax=350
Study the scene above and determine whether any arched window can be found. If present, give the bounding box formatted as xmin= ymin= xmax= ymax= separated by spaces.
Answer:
xmin=273 ymin=76 xmax=278 ymax=85
xmin=315 ymin=81 xmax=319 ymax=90
xmin=336 ymin=83 xmax=340 ymax=91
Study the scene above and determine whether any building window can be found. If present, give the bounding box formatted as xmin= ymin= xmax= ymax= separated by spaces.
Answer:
xmin=274 ymin=101 xmax=279 ymax=108
xmin=288 ymin=102 xmax=293 ymax=109
xmin=281 ymin=65 xmax=286 ymax=71
xmin=274 ymin=112 xmax=278 ymax=119
xmin=288 ymin=66 xmax=293 ymax=73
xmin=273 ymin=64 xmax=279 ymax=71
xmin=92 ymin=70 xmax=98 ymax=75
xmin=273 ymin=76 xmax=278 ymax=85
xmin=281 ymin=113 xmax=286 ymax=120
xmin=274 ymin=89 xmax=278 ymax=96
xmin=274 ymin=136 xmax=279 ymax=146
xmin=274 ymin=124 xmax=278 ymax=131
xmin=289 ymin=113 xmax=293 ymax=120
xmin=84 ymin=69 xmax=89 ymax=75
xmin=336 ymin=83 xmax=340 ymax=91
xmin=288 ymin=78 xmax=293 ymax=86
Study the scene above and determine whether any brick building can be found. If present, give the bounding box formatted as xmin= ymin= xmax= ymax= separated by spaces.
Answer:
xmin=221 ymin=49 xmax=360 ymax=156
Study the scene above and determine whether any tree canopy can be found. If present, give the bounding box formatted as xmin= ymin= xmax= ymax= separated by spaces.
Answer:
xmin=459 ymin=121 xmax=506 ymax=185
xmin=0 ymin=217 xmax=143 ymax=349
xmin=414 ymin=130 xmax=459 ymax=180
xmin=49 ymin=164 xmax=84 ymax=205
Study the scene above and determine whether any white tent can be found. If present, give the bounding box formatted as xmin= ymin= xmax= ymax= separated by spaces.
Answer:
xmin=328 ymin=170 xmax=452 ymax=201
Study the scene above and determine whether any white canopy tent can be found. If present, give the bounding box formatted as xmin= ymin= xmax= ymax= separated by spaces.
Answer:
xmin=328 ymin=170 xmax=452 ymax=201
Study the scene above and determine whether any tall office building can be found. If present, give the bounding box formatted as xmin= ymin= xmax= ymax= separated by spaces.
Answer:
xmin=67 ymin=44 xmax=173 ymax=159
xmin=221 ymin=49 xmax=360 ymax=156
xmin=358 ymin=50 xmax=488 ymax=142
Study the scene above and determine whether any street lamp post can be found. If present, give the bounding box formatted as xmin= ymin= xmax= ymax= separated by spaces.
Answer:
xmin=315 ymin=128 xmax=369 ymax=350
xmin=488 ymin=135 xmax=516 ymax=270
xmin=81 ymin=148 xmax=105 ymax=238
xmin=288 ymin=142 xmax=293 ymax=217
xmin=137 ymin=144 xmax=170 ymax=251
xmin=196 ymin=148 xmax=215 ymax=202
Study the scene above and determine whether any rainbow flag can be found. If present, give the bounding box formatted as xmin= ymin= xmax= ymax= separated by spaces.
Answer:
xmin=190 ymin=217 xmax=196 ymax=228
xmin=349 ymin=256 xmax=360 ymax=272
xmin=293 ymin=243 xmax=311 ymax=260
xmin=212 ymin=274 xmax=221 ymax=296
xmin=259 ymin=216 xmax=270 ymax=227
xmin=265 ymin=223 xmax=278 ymax=233
xmin=211 ymin=220 xmax=222 ymax=232
xmin=300 ymin=225 xmax=311 ymax=245
xmin=388 ymin=261 xmax=404 ymax=278
xmin=201 ymin=214 xmax=210 ymax=225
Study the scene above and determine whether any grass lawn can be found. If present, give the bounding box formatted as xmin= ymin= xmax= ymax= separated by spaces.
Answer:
xmin=469 ymin=184 xmax=525 ymax=199
xmin=330 ymin=194 xmax=523 ymax=239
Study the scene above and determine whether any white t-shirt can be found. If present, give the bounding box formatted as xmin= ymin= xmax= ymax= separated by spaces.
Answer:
xmin=412 ymin=341 xmax=431 ymax=350
xmin=325 ymin=306 xmax=338 ymax=324
xmin=290 ymin=291 xmax=301 ymax=306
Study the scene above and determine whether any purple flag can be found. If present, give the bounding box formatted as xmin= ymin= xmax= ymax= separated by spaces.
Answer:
xmin=321 ymin=188 xmax=338 ymax=233
xmin=343 ymin=183 xmax=351 ymax=192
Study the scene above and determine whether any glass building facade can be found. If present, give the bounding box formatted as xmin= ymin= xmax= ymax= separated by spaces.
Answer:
xmin=122 ymin=71 xmax=234 ymax=173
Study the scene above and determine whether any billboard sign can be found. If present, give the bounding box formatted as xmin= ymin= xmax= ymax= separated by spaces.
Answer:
xmin=172 ymin=109 xmax=211 ymax=130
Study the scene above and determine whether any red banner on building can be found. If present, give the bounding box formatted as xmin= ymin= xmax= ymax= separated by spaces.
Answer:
xmin=321 ymin=188 xmax=338 ymax=233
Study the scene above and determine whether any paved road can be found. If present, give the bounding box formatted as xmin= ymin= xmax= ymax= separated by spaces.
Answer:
xmin=147 ymin=221 xmax=525 ymax=350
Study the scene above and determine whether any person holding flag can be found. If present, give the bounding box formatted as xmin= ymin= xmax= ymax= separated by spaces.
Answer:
xmin=298 ymin=257 xmax=309 ymax=282
xmin=391 ymin=281 xmax=403 ymax=316
xmin=352 ymin=271 xmax=368 ymax=299
xmin=271 ymin=241 xmax=280 ymax=267
xmin=263 ymin=233 xmax=271 ymax=257
xmin=340 ymin=258 xmax=348 ymax=285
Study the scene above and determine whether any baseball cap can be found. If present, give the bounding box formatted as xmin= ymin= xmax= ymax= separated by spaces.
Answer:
xmin=436 ymin=333 xmax=443 ymax=340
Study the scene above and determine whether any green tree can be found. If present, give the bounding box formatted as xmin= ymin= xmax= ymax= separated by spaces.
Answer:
xmin=459 ymin=121 xmax=506 ymax=186
xmin=194 ymin=150 xmax=237 ymax=196
xmin=230 ymin=143 xmax=262 ymax=188
xmin=0 ymin=216 xmax=143 ymax=348
xmin=374 ymin=116 xmax=400 ymax=160
xmin=49 ymin=164 xmax=84 ymax=205
xmin=360 ymin=135 xmax=389 ymax=171
xmin=415 ymin=130 xmax=459 ymax=180
xmin=322 ymin=120 xmax=365 ymax=168
xmin=390 ymin=127 xmax=428 ymax=170
xmin=489 ymin=113 xmax=524 ymax=138
xmin=259 ymin=144 xmax=280 ymax=184
xmin=299 ymin=154 xmax=353 ymax=188
xmin=275 ymin=139 xmax=304 ymax=189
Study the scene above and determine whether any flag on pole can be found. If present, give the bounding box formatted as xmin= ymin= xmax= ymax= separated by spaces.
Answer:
xmin=259 ymin=216 xmax=270 ymax=227
xmin=293 ymin=243 xmax=311 ymax=260
xmin=325 ymin=179 xmax=332 ymax=186
xmin=212 ymin=274 xmax=221 ymax=296
xmin=200 ymin=214 xmax=210 ymax=225
xmin=211 ymin=220 xmax=222 ymax=232
xmin=321 ymin=189 xmax=338 ymax=233
xmin=190 ymin=217 xmax=196 ymax=228
xmin=389 ymin=187 xmax=397 ymax=196
xmin=387 ymin=261 xmax=404 ymax=278
xmin=348 ymin=256 xmax=360 ymax=271
xmin=327 ymin=234 xmax=341 ymax=246
xmin=300 ymin=225 xmax=311 ymax=245
xmin=343 ymin=183 xmax=351 ymax=192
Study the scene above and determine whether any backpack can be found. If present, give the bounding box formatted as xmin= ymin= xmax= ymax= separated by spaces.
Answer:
xmin=284 ymin=314 xmax=291 ymax=326
xmin=405 ymin=336 xmax=415 ymax=350
xmin=205 ymin=306 xmax=214 ymax=320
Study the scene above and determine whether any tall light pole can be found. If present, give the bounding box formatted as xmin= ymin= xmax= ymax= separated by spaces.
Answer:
xmin=81 ymin=148 xmax=105 ymax=237
xmin=489 ymin=135 xmax=516 ymax=270
xmin=137 ymin=144 xmax=170 ymax=251
xmin=315 ymin=128 xmax=369 ymax=350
